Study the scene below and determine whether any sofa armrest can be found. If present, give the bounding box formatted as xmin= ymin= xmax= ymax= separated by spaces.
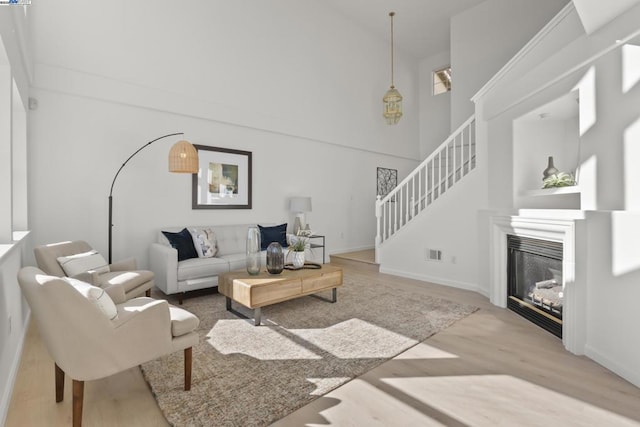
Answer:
xmin=149 ymin=243 xmax=179 ymax=295
xmin=110 ymin=257 xmax=137 ymax=271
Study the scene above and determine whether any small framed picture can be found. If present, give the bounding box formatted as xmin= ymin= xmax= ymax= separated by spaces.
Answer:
xmin=192 ymin=145 xmax=252 ymax=209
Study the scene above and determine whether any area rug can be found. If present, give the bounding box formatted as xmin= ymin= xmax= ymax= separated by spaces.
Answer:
xmin=141 ymin=270 xmax=478 ymax=426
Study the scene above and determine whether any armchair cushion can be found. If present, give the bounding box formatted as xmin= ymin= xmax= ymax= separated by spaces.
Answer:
xmin=168 ymin=305 xmax=200 ymax=337
xmin=97 ymin=270 xmax=154 ymax=294
xmin=57 ymin=250 xmax=110 ymax=276
xmin=162 ymin=228 xmax=198 ymax=261
xmin=63 ymin=277 xmax=118 ymax=321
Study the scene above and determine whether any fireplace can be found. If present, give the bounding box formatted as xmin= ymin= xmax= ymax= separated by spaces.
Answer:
xmin=507 ymin=235 xmax=563 ymax=338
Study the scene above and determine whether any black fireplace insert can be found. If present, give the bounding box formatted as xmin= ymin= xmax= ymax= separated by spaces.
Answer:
xmin=507 ymin=235 xmax=563 ymax=338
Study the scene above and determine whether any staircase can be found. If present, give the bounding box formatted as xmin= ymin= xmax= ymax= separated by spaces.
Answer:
xmin=375 ymin=115 xmax=477 ymax=263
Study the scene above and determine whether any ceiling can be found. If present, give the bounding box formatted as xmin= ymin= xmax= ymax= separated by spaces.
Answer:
xmin=322 ymin=0 xmax=487 ymax=59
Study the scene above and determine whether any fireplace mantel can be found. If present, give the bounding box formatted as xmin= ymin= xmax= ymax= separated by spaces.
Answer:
xmin=490 ymin=211 xmax=586 ymax=355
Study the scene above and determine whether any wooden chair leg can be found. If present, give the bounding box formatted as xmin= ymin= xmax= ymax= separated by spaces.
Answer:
xmin=55 ymin=363 xmax=64 ymax=402
xmin=184 ymin=347 xmax=192 ymax=391
xmin=72 ymin=380 xmax=84 ymax=427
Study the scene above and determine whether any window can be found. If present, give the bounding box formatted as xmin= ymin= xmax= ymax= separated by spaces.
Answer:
xmin=433 ymin=66 xmax=451 ymax=95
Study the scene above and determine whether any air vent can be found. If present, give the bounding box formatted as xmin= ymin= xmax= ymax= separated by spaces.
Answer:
xmin=427 ymin=248 xmax=442 ymax=261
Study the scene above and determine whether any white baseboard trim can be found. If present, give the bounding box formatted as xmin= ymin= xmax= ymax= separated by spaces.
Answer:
xmin=329 ymin=245 xmax=374 ymax=256
xmin=584 ymin=344 xmax=640 ymax=389
xmin=0 ymin=313 xmax=31 ymax=427
xmin=380 ymin=266 xmax=487 ymax=297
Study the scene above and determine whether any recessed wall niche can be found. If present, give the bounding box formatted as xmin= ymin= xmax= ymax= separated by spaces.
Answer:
xmin=513 ymin=91 xmax=581 ymax=210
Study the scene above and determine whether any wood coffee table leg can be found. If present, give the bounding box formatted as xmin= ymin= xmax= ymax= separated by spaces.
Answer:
xmin=332 ymin=288 xmax=337 ymax=303
xmin=254 ymin=308 xmax=261 ymax=326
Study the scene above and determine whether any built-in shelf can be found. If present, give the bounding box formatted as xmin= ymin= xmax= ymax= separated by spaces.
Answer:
xmin=521 ymin=186 xmax=580 ymax=197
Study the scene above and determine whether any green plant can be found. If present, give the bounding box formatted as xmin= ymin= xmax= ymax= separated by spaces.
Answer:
xmin=289 ymin=238 xmax=307 ymax=252
xmin=542 ymin=172 xmax=576 ymax=189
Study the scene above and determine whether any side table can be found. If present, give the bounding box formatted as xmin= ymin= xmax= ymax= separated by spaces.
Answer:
xmin=308 ymin=234 xmax=325 ymax=263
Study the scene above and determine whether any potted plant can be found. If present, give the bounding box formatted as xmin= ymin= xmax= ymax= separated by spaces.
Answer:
xmin=288 ymin=237 xmax=307 ymax=268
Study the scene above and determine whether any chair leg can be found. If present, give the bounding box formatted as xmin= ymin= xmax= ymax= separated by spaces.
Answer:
xmin=72 ymin=380 xmax=84 ymax=427
xmin=55 ymin=363 xmax=64 ymax=402
xmin=184 ymin=347 xmax=192 ymax=391
xmin=145 ymin=289 xmax=151 ymax=297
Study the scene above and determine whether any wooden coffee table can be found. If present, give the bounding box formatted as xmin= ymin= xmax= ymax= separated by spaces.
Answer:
xmin=218 ymin=265 xmax=343 ymax=325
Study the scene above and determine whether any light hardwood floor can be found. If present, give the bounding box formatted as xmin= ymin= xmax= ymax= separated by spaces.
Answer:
xmin=7 ymin=262 xmax=640 ymax=426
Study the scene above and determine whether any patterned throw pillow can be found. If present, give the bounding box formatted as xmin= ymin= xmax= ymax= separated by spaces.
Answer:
xmin=190 ymin=228 xmax=218 ymax=258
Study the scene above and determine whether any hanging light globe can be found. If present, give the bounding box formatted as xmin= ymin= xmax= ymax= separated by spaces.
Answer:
xmin=383 ymin=11 xmax=403 ymax=125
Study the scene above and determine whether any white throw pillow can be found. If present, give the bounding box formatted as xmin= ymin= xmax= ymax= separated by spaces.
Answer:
xmin=57 ymin=250 xmax=110 ymax=276
xmin=63 ymin=277 xmax=118 ymax=321
xmin=190 ymin=228 xmax=218 ymax=258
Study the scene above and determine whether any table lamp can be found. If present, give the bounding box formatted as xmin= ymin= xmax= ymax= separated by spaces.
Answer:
xmin=289 ymin=196 xmax=312 ymax=234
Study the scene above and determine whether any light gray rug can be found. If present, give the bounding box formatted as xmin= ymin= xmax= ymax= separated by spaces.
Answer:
xmin=141 ymin=270 xmax=478 ymax=426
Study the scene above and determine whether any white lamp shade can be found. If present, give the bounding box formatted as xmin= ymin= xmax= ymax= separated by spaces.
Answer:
xmin=289 ymin=197 xmax=312 ymax=213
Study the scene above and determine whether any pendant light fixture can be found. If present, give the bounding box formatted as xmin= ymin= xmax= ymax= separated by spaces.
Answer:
xmin=383 ymin=11 xmax=403 ymax=125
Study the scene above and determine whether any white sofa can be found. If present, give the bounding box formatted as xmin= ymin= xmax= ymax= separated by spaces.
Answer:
xmin=149 ymin=224 xmax=318 ymax=303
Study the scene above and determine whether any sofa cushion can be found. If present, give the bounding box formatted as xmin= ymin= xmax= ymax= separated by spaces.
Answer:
xmin=177 ymin=257 xmax=230 ymax=282
xmin=162 ymin=228 xmax=198 ymax=261
xmin=217 ymin=253 xmax=248 ymax=272
xmin=258 ymin=223 xmax=288 ymax=250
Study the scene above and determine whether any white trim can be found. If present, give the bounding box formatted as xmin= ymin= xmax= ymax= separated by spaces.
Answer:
xmin=0 ymin=313 xmax=30 ymax=427
xmin=379 ymin=266 xmax=486 ymax=297
xmin=585 ymin=345 xmax=640 ymax=389
xmin=471 ymin=3 xmax=576 ymax=102
xmin=32 ymin=64 xmax=420 ymax=162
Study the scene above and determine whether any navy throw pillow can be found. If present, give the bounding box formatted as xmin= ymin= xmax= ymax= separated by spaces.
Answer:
xmin=258 ymin=223 xmax=288 ymax=250
xmin=162 ymin=228 xmax=198 ymax=261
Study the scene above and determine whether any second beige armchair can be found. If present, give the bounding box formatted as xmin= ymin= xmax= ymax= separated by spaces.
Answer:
xmin=34 ymin=240 xmax=153 ymax=299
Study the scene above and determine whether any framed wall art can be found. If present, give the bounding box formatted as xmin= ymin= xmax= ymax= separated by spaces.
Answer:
xmin=192 ymin=145 xmax=252 ymax=209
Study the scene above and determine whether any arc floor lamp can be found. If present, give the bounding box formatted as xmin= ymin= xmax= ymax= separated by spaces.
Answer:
xmin=108 ymin=132 xmax=199 ymax=263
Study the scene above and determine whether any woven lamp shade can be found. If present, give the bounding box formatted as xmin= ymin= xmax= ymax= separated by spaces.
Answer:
xmin=168 ymin=140 xmax=198 ymax=173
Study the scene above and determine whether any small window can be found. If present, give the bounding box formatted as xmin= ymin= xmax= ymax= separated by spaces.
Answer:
xmin=433 ymin=66 xmax=451 ymax=95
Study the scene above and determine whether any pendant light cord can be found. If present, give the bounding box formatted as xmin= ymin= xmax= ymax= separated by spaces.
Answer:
xmin=390 ymin=11 xmax=395 ymax=88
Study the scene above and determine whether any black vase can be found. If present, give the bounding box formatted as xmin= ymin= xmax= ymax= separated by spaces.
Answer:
xmin=266 ymin=242 xmax=284 ymax=274
xmin=542 ymin=156 xmax=559 ymax=180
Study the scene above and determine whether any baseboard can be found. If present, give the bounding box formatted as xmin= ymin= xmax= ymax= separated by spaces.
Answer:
xmin=329 ymin=244 xmax=374 ymax=256
xmin=0 ymin=313 xmax=30 ymax=427
xmin=584 ymin=344 xmax=640 ymax=389
xmin=379 ymin=266 xmax=487 ymax=296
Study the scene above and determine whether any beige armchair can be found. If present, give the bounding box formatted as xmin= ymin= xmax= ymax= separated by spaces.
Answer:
xmin=34 ymin=240 xmax=153 ymax=299
xmin=17 ymin=266 xmax=200 ymax=427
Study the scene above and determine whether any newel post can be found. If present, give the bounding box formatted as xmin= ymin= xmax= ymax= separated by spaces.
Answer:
xmin=375 ymin=195 xmax=382 ymax=264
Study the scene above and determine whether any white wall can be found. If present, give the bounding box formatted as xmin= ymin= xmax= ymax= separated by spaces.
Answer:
xmin=379 ymin=171 xmax=486 ymax=295
xmin=450 ymin=0 xmax=570 ymax=131
xmin=0 ymin=6 xmax=32 ymax=425
xmin=419 ymin=51 xmax=451 ymax=158
xmin=27 ymin=0 xmax=421 ymax=266
xmin=475 ymin=3 xmax=640 ymax=387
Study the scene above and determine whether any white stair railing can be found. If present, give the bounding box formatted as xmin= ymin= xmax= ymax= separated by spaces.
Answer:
xmin=375 ymin=115 xmax=476 ymax=262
